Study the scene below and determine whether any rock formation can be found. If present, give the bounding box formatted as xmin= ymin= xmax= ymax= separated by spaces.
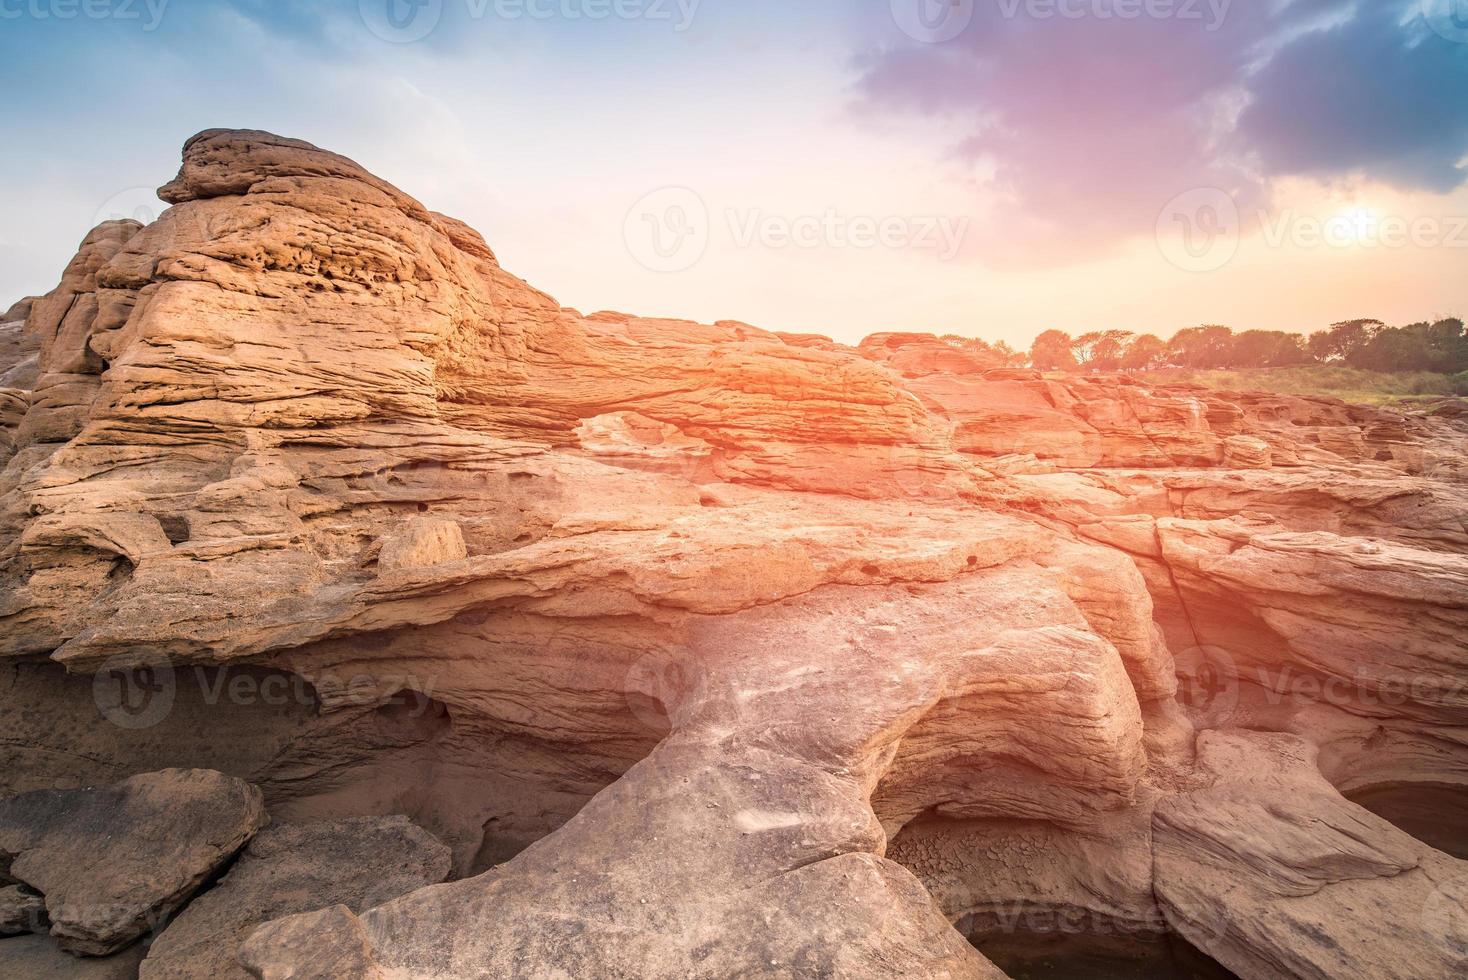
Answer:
xmin=0 ymin=770 xmax=266 ymax=955
xmin=140 ymin=816 xmax=452 ymax=980
xmin=0 ymin=129 xmax=1464 ymax=978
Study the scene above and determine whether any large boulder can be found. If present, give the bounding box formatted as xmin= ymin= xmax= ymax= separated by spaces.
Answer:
xmin=141 ymin=816 xmax=451 ymax=980
xmin=0 ymin=770 xmax=266 ymax=955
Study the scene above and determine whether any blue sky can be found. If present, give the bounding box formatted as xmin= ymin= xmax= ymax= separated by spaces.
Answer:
xmin=3 ymin=0 xmax=1466 ymax=346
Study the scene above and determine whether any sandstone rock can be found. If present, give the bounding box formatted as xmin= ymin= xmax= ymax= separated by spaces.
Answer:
xmin=890 ymin=806 xmax=1162 ymax=937
xmin=574 ymin=410 xmax=714 ymax=478
xmin=1222 ymin=434 xmax=1271 ymax=468
xmin=0 ymin=128 xmax=1464 ymax=980
xmin=0 ymin=770 xmax=267 ymax=955
xmin=0 ymin=933 xmax=146 ymax=979
xmin=141 ymin=816 xmax=450 ymax=980
xmin=238 ymin=905 xmax=387 ymax=980
xmin=1154 ymin=731 xmax=1468 ymax=979
xmin=246 ymin=564 xmax=1129 ymax=978
xmin=376 ymin=517 xmax=468 ymax=573
xmin=856 ymin=332 xmax=1010 ymax=377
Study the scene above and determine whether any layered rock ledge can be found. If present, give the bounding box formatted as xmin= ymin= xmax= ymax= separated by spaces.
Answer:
xmin=0 ymin=130 xmax=1465 ymax=978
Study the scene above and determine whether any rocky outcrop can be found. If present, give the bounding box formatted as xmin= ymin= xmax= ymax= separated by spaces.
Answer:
xmin=141 ymin=816 xmax=451 ymax=980
xmin=0 ymin=130 xmax=1464 ymax=978
xmin=1155 ymin=732 xmax=1467 ymax=980
xmin=0 ymin=769 xmax=266 ymax=955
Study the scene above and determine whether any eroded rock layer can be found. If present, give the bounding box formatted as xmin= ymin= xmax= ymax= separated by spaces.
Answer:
xmin=0 ymin=130 xmax=1465 ymax=978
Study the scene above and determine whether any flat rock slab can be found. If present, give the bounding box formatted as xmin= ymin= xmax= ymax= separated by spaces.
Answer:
xmin=141 ymin=816 xmax=451 ymax=980
xmin=0 ymin=769 xmax=266 ymax=956
xmin=0 ymin=933 xmax=146 ymax=978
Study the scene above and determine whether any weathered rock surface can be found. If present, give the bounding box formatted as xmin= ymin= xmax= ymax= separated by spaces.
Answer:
xmin=0 ymin=130 xmax=1464 ymax=978
xmin=375 ymin=516 xmax=467 ymax=572
xmin=1155 ymin=732 xmax=1468 ymax=979
xmin=0 ymin=770 xmax=266 ymax=955
xmin=141 ymin=816 xmax=451 ymax=980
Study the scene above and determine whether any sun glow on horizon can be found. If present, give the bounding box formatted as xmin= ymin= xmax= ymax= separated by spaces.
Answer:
xmin=1326 ymin=206 xmax=1383 ymax=247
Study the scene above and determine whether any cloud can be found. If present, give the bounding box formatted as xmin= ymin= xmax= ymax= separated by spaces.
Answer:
xmin=1237 ymin=2 xmax=1468 ymax=193
xmin=854 ymin=0 xmax=1468 ymax=266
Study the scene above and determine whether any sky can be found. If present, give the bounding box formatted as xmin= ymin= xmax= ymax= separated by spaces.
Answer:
xmin=1 ymin=0 xmax=1466 ymax=350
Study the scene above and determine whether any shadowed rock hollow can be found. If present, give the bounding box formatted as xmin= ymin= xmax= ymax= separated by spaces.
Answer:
xmin=0 ymin=130 xmax=1465 ymax=979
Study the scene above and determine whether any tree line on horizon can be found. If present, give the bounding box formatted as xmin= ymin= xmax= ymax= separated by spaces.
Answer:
xmin=978 ymin=318 xmax=1468 ymax=376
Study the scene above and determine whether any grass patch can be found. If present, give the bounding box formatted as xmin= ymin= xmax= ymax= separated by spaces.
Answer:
xmin=1135 ymin=366 xmax=1458 ymax=406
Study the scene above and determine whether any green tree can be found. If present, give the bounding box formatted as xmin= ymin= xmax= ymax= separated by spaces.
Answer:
xmin=1168 ymin=325 xmax=1235 ymax=369
xmin=1310 ymin=319 xmax=1383 ymax=363
xmin=1228 ymin=330 xmax=1310 ymax=368
xmin=1420 ymin=318 xmax=1468 ymax=373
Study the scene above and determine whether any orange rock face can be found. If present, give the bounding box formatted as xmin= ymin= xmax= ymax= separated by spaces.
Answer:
xmin=0 ymin=131 xmax=1465 ymax=979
